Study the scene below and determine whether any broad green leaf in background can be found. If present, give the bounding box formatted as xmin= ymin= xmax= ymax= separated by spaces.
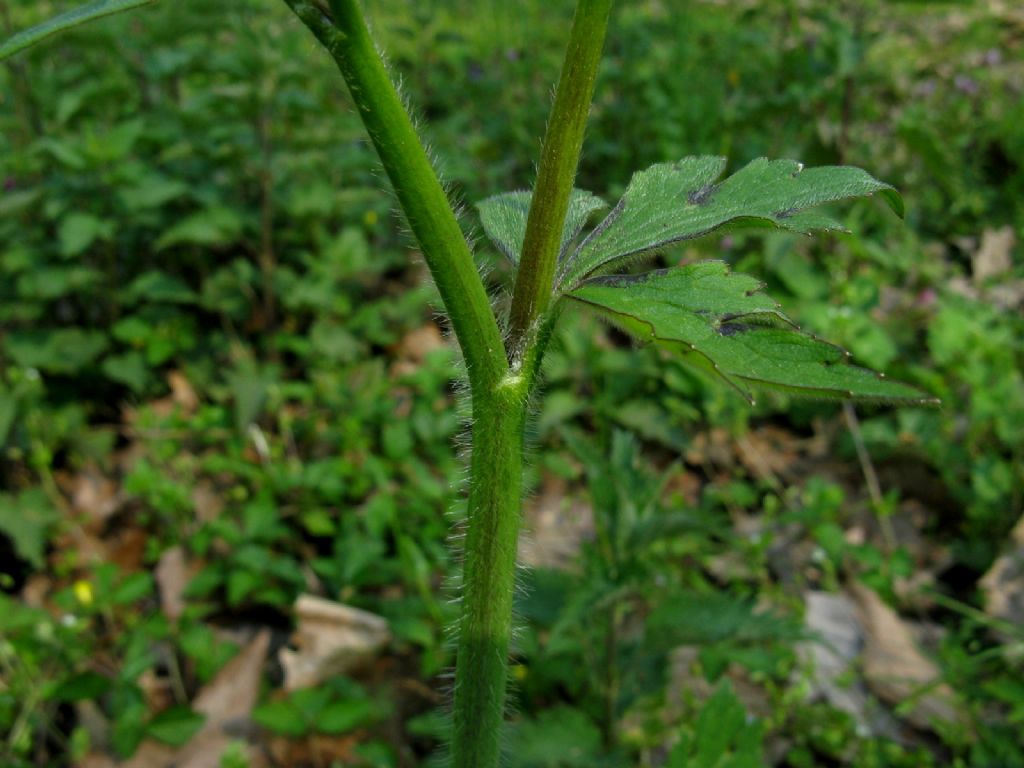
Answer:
xmin=668 ymin=682 xmax=765 ymax=768
xmin=0 ymin=489 xmax=60 ymax=568
xmin=0 ymin=0 xmax=157 ymax=62
xmin=5 ymin=329 xmax=109 ymax=374
xmin=58 ymin=212 xmax=112 ymax=258
xmin=125 ymin=271 xmax=198 ymax=304
xmin=477 ymin=189 xmax=606 ymax=264
xmin=558 ymin=156 xmax=902 ymax=290
xmin=155 ymin=206 xmax=244 ymax=251
xmin=145 ymin=705 xmax=205 ymax=747
xmin=508 ymin=705 xmax=603 ymax=768
xmin=566 ymin=262 xmax=935 ymax=404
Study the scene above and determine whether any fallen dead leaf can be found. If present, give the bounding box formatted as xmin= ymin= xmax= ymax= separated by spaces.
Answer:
xmin=167 ymin=370 xmax=200 ymax=413
xmin=797 ymin=591 xmax=900 ymax=738
xmin=735 ymin=426 xmax=801 ymax=483
xmin=155 ymin=546 xmax=193 ymax=622
xmin=67 ymin=467 xmax=123 ymax=528
xmin=266 ymin=732 xmax=363 ymax=767
xmin=138 ymin=669 xmax=175 ymax=713
xmin=396 ymin=323 xmax=446 ymax=363
xmin=280 ymin=595 xmax=391 ymax=691
xmin=123 ymin=629 xmax=271 ymax=768
xmin=972 ymin=226 xmax=1015 ymax=284
xmin=105 ymin=527 xmax=148 ymax=572
xmin=20 ymin=574 xmax=50 ymax=609
xmin=851 ymin=583 xmax=963 ymax=731
xmin=518 ymin=475 xmax=594 ymax=570
xmin=684 ymin=428 xmax=734 ymax=470
xmin=191 ymin=480 xmax=224 ymax=523
xmin=980 ymin=513 xmax=1024 ymax=634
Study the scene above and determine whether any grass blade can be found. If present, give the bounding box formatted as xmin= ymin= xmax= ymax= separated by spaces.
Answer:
xmin=0 ymin=0 xmax=156 ymax=62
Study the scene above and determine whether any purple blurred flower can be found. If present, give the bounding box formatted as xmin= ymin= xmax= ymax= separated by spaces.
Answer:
xmin=914 ymin=79 xmax=937 ymax=98
xmin=954 ymin=74 xmax=979 ymax=96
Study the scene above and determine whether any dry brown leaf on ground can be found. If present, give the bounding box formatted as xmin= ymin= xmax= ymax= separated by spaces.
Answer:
xmin=167 ymin=370 xmax=200 ymax=413
xmin=63 ymin=466 xmax=123 ymax=528
xmin=280 ymin=595 xmax=391 ymax=691
xmin=850 ymin=583 xmax=963 ymax=731
xmin=118 ymin=630 xmax=270 ymax=768
xmin=972 ymin=226 xmax=1015 ymax=284
xmin=266 ymin=732 xmax=364 ymax=768
xmin=981 ymin=513 xmax=1024 ymax=634
xmin=396 ymin=323 xmax=446 ymax=363
xmin=735 ymin=426 xmax=802 ymax=483
xmin=191 ymin=480 xmax=225 ymax=523
xmin=155 ymin=546 xmax=194 ymax=623
xmin=797 ymin=591 xmax=900 ymax=738
xmin=683 ymin=428 xmax=734 ymax=470
xmin=518 ymin=475 xmax=594 ymax=571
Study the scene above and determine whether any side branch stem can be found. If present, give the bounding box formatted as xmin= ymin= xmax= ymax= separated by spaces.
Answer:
xmin=507 ymin=0 xmax=613 ymax=359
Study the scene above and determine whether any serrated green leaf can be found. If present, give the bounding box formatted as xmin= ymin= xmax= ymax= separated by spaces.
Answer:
xmin=559 ymin=156 xmax=902 ymax=290
xmin=566 ymin=262 xmax=935 ymax=404
xmin=0 ymin=0 xmax=157 ymax=62
xmin=476 ymin=188 xmax=606 ymax=264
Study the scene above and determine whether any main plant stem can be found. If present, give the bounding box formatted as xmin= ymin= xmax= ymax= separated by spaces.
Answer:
xmin=282 ymin=2 xmax=611 ymax=765
xmin=453 ymin=375 xmax=528 ymax=767
xmin=283 ymin=0 xmax=507 ymax=393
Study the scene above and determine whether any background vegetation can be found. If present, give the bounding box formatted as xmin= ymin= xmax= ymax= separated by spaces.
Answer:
xmin=1 ymin=0 xmax=1022 ymax=766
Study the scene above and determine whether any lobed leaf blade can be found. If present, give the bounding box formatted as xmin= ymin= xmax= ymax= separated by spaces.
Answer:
xmin=559 ymin=156 xmax=902 ymax=290
xmin=566 ymin=262 xmax=936 ymax=405
xmin=0 ymin=0 xmax=156 ymax=62
xmin=476 ymin=188 xmax=606 ymax=265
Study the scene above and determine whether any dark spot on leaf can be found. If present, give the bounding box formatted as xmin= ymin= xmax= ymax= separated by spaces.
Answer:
xmin=688 ymin=183 xmax=717 ymax=206
xmin=717 ymin=322 xmax=757 ymax=337
xmin=775 ymin=207 xmax=797 ymax=219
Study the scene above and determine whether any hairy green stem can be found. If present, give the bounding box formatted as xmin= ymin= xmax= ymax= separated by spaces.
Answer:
xmin=453 ymin=375 xmax=528 ymax=768
xmin=282 ymin=2 xmax=612 ymax=764
xmin=282 ymin=0 xmax=507 ymax=392
xmin=507 ymin=0 xmax=613 ymax=360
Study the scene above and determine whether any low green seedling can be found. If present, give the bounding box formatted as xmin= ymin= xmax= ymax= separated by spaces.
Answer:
xmin=2 ymin=2 xmax=937 ymax=766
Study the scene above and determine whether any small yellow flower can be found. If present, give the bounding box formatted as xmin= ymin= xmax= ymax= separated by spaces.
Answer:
xmin=364 ymin=210 xmax=378 ymax=227
xmin=73 ymin=580 xmax=94 ymax=607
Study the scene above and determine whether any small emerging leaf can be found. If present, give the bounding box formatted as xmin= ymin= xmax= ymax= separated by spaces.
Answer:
xmin=559 ymin=156 xmax=902 ymax=290
xmin=476 ymin=189 xmax=606 ymax=264
xmin=0 ymin=0 xmax=157 ymax=62
xmin=566 ymin=262 xmax=936 ymax=405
